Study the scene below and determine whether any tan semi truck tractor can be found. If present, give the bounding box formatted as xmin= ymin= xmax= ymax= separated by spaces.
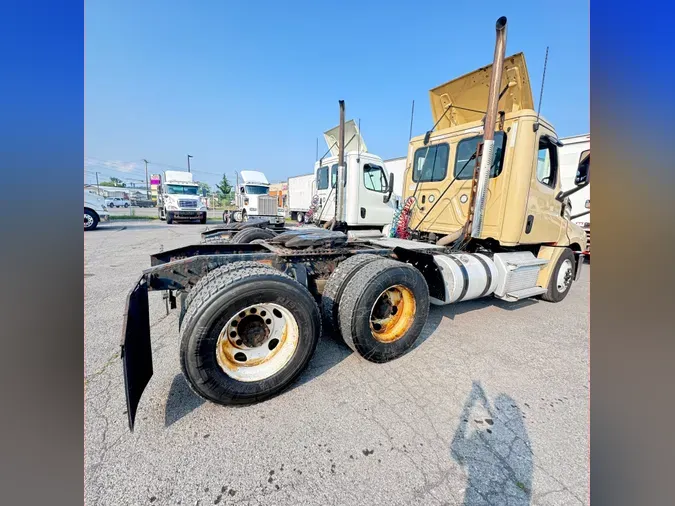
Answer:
xmin=121 ymin=16 xmax=589 ymax=430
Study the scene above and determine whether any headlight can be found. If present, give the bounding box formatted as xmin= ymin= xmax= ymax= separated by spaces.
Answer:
xmin=166 ymin=203 xmax=178 ymax=210
xmin=249 ymin=207 xmax=257 ymax=212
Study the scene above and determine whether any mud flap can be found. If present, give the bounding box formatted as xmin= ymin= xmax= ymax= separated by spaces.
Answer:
xmin=120 ymin=275 xmax=153 ymax=431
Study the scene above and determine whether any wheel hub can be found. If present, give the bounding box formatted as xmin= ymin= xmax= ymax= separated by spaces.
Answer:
xmin=370 ymin=285 xmax=415 ymax=343
xmin=556 ymin=259 xmax=574 ymax=292
xmin=237 ymin=314 xmax=269 ymax=347
xmin=216 ymin=303 xmax=299 ymax=382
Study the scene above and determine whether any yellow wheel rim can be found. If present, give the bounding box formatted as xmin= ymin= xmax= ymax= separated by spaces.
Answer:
xmin=369 ymin=285 xmax=416 ymax=343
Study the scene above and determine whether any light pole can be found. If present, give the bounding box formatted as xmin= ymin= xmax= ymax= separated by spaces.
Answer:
xmin=143 ymin=159 xmax=150 ymax=199
xmin=187 ymin=154 xmax=193 ymax=173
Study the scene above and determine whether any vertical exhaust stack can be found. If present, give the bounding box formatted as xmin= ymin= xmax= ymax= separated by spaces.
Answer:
xmin=470 ymin=16 xmax=508 ymax=239
xmin=334 ymin=100 xmax=347 ymax=228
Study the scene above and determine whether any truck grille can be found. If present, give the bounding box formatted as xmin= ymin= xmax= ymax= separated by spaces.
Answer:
xmin=258 ymin=196 xmax=277 ymax=216
xmin=178 ymin=200 xmax=197 ymax=208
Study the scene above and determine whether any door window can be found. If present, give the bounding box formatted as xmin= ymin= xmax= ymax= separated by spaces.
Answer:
xmin=412 ymin=143 xmax=449 ymax=182
xmin=454 ymin=131 xmax=507 ymax=180
xmin=536 ymin=136 xmax=558 ymax=188
xmin=363 ymin=164 xmax=388 ymax=192
xmin=317 ymin=166 xmax=329 ymax=190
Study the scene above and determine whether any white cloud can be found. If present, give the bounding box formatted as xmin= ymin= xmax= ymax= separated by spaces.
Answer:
xmin=85 ymin=157 xmax=142 ymax=175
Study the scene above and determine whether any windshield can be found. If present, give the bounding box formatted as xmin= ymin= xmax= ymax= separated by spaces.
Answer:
xmin=245 ymin=185 xmax=269 ymax=195
xmin=166 ymin=185 xmax=199 ymax=195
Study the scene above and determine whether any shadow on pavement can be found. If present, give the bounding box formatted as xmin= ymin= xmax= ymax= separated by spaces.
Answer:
xmin=451 ymin=381 xmax=533 ymax=505
xmin=164 ymin=374 xmax=205 ymax=427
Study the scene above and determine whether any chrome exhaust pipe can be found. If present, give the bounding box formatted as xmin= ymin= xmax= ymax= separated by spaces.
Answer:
xmin=470 ymin=16 xmax=507 ymax=239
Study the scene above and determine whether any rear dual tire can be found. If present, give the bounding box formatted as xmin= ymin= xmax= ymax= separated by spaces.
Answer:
xmin=179 ymin=262 xmax=321 ymax=405
xmin=324 ymin=257 xmax=430 ymax=363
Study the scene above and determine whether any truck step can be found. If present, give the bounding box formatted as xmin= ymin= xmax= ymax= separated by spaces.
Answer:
xmin=504 ymin=286 xmax=547 ymax=301
xmin=504 ymin=258 xmax=549 ymax=269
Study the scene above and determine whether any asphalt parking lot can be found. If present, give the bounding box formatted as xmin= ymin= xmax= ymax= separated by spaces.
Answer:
xmin=85 ymin=221 xmax=589 ymax=506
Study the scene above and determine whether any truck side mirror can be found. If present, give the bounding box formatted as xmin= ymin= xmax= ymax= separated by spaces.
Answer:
xmin=383 ymin=172 xmax=395 ymax=203
xmin=574 ymin=150 xmax=590 ymax=186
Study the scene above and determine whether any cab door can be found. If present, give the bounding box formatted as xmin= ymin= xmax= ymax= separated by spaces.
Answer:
xmin=520 ymin=132 xmax=565 ymax=243
xmin=314 ymin=164 xmax=334 ymax=222
xmin=357 ymin=161 xmax=392 ymax=225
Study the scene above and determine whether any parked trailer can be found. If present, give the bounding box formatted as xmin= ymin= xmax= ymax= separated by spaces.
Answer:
xmin=559 ymin=134 xmax=590 ymax=255
xmin=383 ymin=157 xmax=406 ymax=208
xmin=287 ymin=173 xmax=315 ymax=223
xmin=121 ymin=17 xmax=589 ymax=431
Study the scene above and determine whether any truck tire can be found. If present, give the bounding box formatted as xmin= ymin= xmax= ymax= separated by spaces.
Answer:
xmin=231 ymin=227 xmax=276 ymax=244
xmin=338 ymin=259 xmax=429 ymax=363
xmin=540 ymin=247 xmax=575 ymax=302
xmin=179 ymin=262 xmax=321 ymax=405
xmin=201 ymin=233 xmax=230 ymax=245
xmin=180 ymin=261 xmax=265 ymax=329
xmin=321 ymin=254 xmax=384 ymax=335
xmin=296 ymin=212 xmax=304 ymax=223
xmin=166 ymin=212 xmax=174 ymax=224
xmin=84 ymin=209 xmax=99 ymax=231
xmin=200 ymin=213 xmax=207 ymax=224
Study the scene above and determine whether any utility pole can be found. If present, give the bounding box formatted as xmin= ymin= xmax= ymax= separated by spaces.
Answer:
xmin=187 ymin=154 xmax=193 ymax=173
xmin=143 ymin=159 xmax=150 ymax=199
xmin=95 ymin=171 xmax=101 ymax=196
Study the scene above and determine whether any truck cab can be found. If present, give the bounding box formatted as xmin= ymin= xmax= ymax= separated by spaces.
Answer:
xmin=158 ymin=170 xmax=207 ymax=224
xmin=404 ymin=52 xmax=587 ymax=254
xmin=313 ymin=120 xmax=398 ymax=229
xmin=230 ymin=170 xmax=284 ymax=224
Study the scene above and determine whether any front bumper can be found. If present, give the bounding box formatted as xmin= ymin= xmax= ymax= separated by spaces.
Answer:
xmin=167 ymin=210 xmax=207 ymax=218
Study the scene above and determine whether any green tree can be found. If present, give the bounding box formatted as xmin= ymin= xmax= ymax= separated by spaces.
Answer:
xmin=197 ymin=181 xmax=211 ymax=196
xmin=216 ymin=174 xmax=232 ymax=199
xmin=100 ymin=177 xmax=126 ymax=187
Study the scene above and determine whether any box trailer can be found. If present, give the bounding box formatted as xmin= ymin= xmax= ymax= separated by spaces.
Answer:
xmin=287 ymin=174 xmax=314 ymax=223
xmin=383 ymin=157 xmax=406 ymax=208
xmin=559 ymin=134 xmax=590 ymax=254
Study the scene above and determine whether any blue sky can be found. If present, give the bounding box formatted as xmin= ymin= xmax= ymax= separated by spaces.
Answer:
xmin=85 ymin=0 xmax=589 ymax=188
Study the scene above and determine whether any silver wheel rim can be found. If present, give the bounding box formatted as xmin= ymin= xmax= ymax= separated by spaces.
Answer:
xmin=216 ymin=303 xmax=299 ymax=382
xmin=556 ymin=259 xmax=573 ymax=293
xmin=84 ymin=213 xmax=94 ymax=228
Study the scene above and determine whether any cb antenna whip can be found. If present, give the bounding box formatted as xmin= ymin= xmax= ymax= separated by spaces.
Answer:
xmin=534 ymin=46 xmax=549 ymax=131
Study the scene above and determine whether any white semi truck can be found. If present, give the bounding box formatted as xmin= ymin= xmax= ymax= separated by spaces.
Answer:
xmin=559 ymin=134 xmax=590 ymax=255
xmin=286 ymin=173 xmax=314 ymax=223
xmin=311 ymin=120 xmax=399 ymax=234
xmin=224 ymin=170 xmax=284 ymax=225
xmin=157 ymin=170 xmax=208 ymax=224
